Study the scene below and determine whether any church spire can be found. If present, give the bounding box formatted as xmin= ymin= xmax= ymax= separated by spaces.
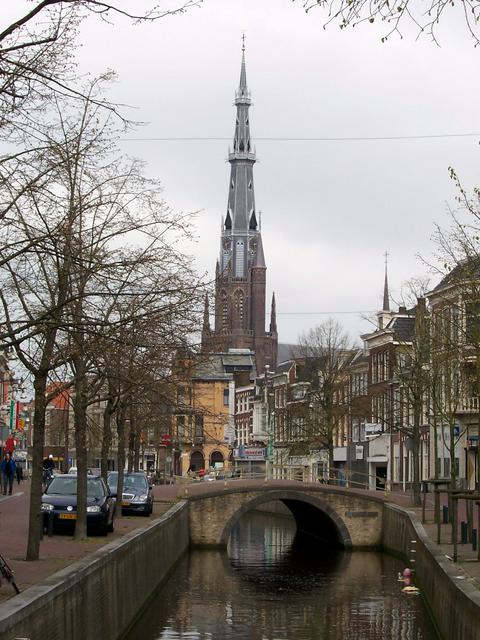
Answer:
xmin=383 ymin=251 xmax=390 ymax=312
xmin=201 ymin=293 xmax=211 ymax=348
xmin=210 ymin=42 xmax=277 ymax=372
xmin=270 ymin=292 xmax=277 ymax=334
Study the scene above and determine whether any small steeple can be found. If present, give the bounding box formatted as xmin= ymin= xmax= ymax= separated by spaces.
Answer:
xmin=383 ymin=251 xmax=390 ymax=312
xmin=201 ymin=293 xmax=211 ymax=348
xmin=270 ymin=292 xmax=277 ymax=334
xmin=377 ymin=252 xmax=393 ymax=330
xmin=253 ymin=234 xmax=266 ymax=269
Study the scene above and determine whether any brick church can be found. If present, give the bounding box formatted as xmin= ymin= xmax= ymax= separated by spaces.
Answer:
xmin=201 ymin=46 xmax=278 ymax=373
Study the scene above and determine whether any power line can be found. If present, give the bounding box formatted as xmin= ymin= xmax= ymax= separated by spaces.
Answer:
xmin=276 ymin=311 xmax=375 ymax=315
xmin=121 ymin=133 xmax=480 ymax=142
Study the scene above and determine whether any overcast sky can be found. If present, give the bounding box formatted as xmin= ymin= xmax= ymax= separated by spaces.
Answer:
xmin=11 ymin=1 xmax=480 ymax=344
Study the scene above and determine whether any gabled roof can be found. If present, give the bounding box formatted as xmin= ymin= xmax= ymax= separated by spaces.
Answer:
xmin=386 ymin=314 xmax=416 ymax=342
xmin=193 ymin=351 xmax=256 ymax=380
xmin=276 ymin=360 xmax=296 ymax=375
xmin=429 ymin=257 xmax=480 ymax=295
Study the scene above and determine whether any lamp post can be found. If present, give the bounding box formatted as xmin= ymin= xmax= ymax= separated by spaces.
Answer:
xmin=265 ymin=365 xmax=274 ymax=479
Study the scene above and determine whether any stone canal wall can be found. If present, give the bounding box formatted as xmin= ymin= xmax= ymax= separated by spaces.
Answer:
xmin=382 ymin=503 xmax=480 ymax=640
xmin=0 ymin=501 xmax=189 ymax=640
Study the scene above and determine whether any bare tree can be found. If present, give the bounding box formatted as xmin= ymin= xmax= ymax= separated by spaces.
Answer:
xmin=0 ymin=0 xmax=202 ymax=129
xmin=0 ymin=72 xmax=203 ymax=551
xmin=296 ymin=319 xmax=354 ymax=474
xmin=428 ymin=171 xmax=480 ymax=491
xmin=296 ymin=0 xmax=480 ymax=45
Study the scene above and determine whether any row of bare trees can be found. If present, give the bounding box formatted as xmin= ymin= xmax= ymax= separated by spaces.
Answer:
xmin=284 ymin=243 xmax=480 ymax=507
xmin=0 ymin=3 xmax=204 ymax=560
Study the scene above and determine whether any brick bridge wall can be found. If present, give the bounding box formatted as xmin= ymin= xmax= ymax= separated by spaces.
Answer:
xmin=186 ymin=481 xmax=385 ymax=548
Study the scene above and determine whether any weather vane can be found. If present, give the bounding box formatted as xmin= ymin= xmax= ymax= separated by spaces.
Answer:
xmin=242 ymin=32 xmax=246 ymax=53
xmin=384 ymin=250 xmax=389 ymax=267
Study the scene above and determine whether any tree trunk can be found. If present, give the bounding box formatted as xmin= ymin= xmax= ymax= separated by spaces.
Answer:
xmin=134 ymin=427 xmax=141 ymax=472
xmin=26 ymin=372 xmax=49 ymax=561
xmin=412 ymin=396 xmax=422 ymax=507
xmin=63 ymin=405 xmax=69 ymax=474
xmin=127 ymin=422 xmax=134 ymax=473
xmin=100 ymin=397 xmax=114 ymax=482
xmin=73 ymin=356 xmax=88 ymax=540
xmin=450 ymin=419 xmax=457 ymax=491
xmin=115 ymin=404 xmax=127 ymax=518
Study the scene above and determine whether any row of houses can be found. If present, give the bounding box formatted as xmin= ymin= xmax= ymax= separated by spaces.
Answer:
xmin=172 ymin=264 xmax=480 ymax=492
xmin=8 ymin=263 xmax=480 ymax=493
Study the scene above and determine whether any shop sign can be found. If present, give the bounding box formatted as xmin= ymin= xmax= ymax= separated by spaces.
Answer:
xmin=234 ymin=446 xmax=265 ymax=461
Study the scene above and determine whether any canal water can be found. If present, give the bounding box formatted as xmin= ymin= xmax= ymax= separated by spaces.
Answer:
xmin=125 ymin=509 xmax=439 ymax=640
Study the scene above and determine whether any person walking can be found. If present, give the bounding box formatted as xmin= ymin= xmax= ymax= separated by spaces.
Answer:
xmin=15 ymin=461 xmax=23 ymax=485
xmin=1 ymin=452 xmax=16 ymax=496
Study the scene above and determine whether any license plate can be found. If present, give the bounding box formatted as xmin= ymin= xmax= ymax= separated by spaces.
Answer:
xmin=122 ymin=501 xmax=131 ymax=506
xmin=59 ymin=513 xmax=76 ymax=520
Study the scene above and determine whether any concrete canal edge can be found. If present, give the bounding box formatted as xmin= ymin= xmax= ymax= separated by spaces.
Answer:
xmin=382 ymin=503 xmax=480 ymax=640
xmin=0 ymin=501 xmax=189 ymax=640
xmin=1 ymin=498 xmax=480 ymax=640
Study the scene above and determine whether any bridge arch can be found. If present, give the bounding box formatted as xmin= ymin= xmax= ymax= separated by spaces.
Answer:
xmin=219 ymin=489 xmax=353 ymax=548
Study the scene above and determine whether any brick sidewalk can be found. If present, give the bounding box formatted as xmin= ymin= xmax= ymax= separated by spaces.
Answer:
xmin=0 ymin=480 xmax=174 ymax=603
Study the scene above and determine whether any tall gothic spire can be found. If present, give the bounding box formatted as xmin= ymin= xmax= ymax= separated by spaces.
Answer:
xmin=383 ymin=251 xmax=390 ymax=312
xmin=207 ymin=42 xmax=277 ymax=372
xmin=223 ymin=41 xmax=257 ymax=239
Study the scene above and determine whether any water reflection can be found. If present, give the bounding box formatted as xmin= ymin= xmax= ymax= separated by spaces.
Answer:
xmin=125 ymin=507 xmax=438 ymax=640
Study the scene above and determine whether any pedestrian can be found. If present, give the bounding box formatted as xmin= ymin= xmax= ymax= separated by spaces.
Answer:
xmin=15 ymin=462 xmax=23 ymax=485
xmin=1 ymin=452 xmax=16 ymax=496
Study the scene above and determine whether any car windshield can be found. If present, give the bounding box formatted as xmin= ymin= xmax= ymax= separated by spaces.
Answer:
xmin=46 ymin=477 xmax=105 ymax=498
xmin=108 ymin=473 xmax=147 ymax=492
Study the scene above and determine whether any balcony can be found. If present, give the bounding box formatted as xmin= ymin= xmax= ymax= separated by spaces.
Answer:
xmin=458 ymin=397 xmax=480 ymax=413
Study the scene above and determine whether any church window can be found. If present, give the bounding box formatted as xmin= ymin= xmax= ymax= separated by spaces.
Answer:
xmin=248 ymin=181 xmax=252 ymax=189
xmin=235 ymin=241 xmax=244 ymax=277
xmin=234 ymin=290 xmax=245 ymax=327
xmin=231 ymin=179 xmax=234 ymax=189
xmin=221 ymin=291 xmax=228 ymax=331
xmin=239 ymin=140 xmax=244 ymax=152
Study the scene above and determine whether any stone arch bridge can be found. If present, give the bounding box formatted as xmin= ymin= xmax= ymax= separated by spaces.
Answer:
xmin=183 ymin=480 xmax=386 ymax=548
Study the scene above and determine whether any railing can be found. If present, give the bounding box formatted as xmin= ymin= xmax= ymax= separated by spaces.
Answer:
xmin=174 ymin=467 xmax=392 ymax=492
xmin=459 ymin=396 xmax=479 ymax=412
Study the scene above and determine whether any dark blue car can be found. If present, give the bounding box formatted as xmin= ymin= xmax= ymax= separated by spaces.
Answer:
xmin=107 ymin=471 xmax=153 ymax=516
xmin=41 ymin=474 xmax=115 ymax=535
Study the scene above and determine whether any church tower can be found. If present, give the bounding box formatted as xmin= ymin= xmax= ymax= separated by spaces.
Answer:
xmin=202 ymin=44 xmax=278 ymax=372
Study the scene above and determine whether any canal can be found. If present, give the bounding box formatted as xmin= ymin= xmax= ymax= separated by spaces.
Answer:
xmin=125 ymin=508 xmax=439 ymax=640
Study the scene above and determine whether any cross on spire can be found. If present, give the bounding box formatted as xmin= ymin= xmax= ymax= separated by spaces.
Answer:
xmin=242 ymin=32 xmax=246 ymax=53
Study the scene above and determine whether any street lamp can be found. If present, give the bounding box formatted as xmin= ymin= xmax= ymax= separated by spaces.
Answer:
xmin=265 ymin=365 xmax=274 ymax=479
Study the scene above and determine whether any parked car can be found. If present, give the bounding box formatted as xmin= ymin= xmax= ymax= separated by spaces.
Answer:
xmin=41 ymin=474 xmax=115 ymax=535
xmin=67 ymin=467 xmax=94 ymax=475
xmin=107 ymin=471 xmax=153 ymax=516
